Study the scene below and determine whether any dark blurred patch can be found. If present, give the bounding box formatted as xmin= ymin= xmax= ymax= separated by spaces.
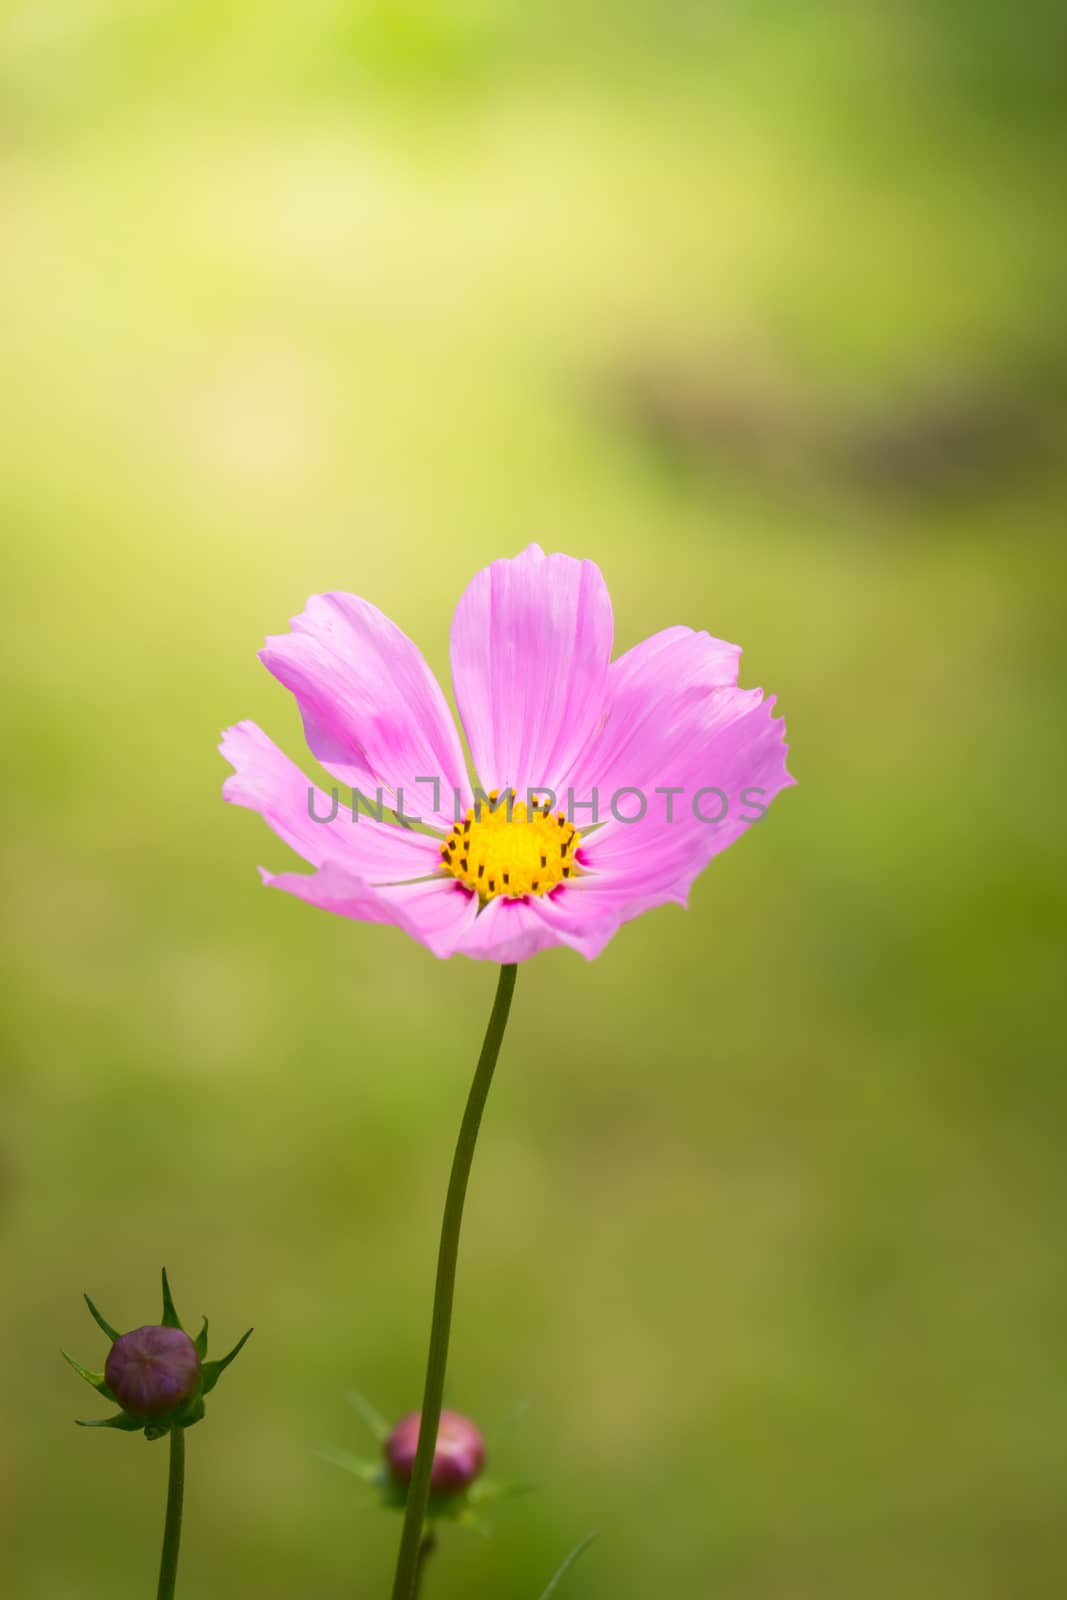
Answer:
xmin=612 ymin=347 xmax=1067 ymax=500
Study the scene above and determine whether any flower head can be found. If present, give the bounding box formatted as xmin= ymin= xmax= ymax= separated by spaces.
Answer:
xmin=64 ymin=1269 xmax=252 ymax=1440
xmin=385 ymin=1408 xmax=487 ymax=1496
xmin=321 ymin=1394 xmax=521 ymax=1532
xmin=221 ymin=545 xmax=793 ymax=962
xmin=105 ymin=1325 xmax=202 ymax=1419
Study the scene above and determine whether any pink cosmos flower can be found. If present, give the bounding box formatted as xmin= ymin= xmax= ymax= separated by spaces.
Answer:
xmin=220 ymin=544 xmax=792 ymax=963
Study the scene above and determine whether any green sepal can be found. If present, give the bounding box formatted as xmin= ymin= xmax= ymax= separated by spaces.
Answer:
xmin=425 ymin=1483 xmax=505 ymax=1528
xmin=420 ymin=1476 xmax=531 ymax=1526
xmin=468 ymin=1477 xmax=534 ymax=1508
xmin=347 ymin=1390 xmax=390 ymax=1442
xmin=76 ymin=1411 xmax=143 ymax=1432
xmin=61 ymin=1349 xmax=117 ymax=1402
xmin=317 ymin=1444 xmax=388 ymax=1484
xmin=201 ymin=1326 xmax=253 ymax=1394
xmin=194 ymin=1316 xmax=209 ymax=1359
xmin=160 ymin=1268 xmax=183 ymax=1330
xmin=320 ymin=1441 xmax=522 ymax=1531
xmin=380 ymin=1479 xmax=409 ymax=1512
xmin=385 ymin=1476 xmax=528 ymax=1527
xmin=175 ymin=1394 xmax=206 ymax=1429
xmin=451 ymin=1505 xmax=490 ymax=1537
xmin=83 ymin=1294 xmax=119 ymax=1343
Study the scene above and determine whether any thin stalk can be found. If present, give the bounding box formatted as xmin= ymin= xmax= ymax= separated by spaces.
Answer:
xmin=390 ymin=963 xmax=518 ymax=1600
xmin=156 ymin=1425 xmax=185 ymax=1600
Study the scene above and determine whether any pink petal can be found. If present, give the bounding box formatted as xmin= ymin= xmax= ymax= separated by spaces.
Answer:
xmin=520 ymin=886 xmax=627 ymax=961
xmin=220 ymin=720 xmax=439 ymax=881
xmin=259 ymin=593 xmax=470 ymax=828
xmin=451 ymin=895 xmax=570 ymax=964
xmin=450 ymin=544 xmax=614 ymax=797
xmin=559 ymin=625 xmax=744 ymax=804
xmin=448 ymin=889 xmax=622 ymax=964
xmin=263 ymin=862 xmax=480 ymax=960
xmin=578 ymin=690 xmax=793 ymax=907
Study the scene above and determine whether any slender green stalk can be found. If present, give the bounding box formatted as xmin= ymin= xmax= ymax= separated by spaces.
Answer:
xmin=156 ymin=1426 xmax=185 ymax=1600
xmin=390 ymin=963 xmax=518 ymax=1600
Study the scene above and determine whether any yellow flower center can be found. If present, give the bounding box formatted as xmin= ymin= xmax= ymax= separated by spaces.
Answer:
xmin=439 ymin=792 xmax=582 ymax=901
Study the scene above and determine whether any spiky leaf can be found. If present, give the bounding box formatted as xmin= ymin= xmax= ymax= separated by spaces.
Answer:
xmin=62 ymin=1349 xmax=116 ymax=1400
xmin=76 ymin=1411 xmax=143 ymax=1432
xmin=317 ymin=1443 xmax=387 ymax=1484
xmin=160 ymin=1268 xmax=182 ymax=1330
xmin=83 ymin=1294 xmax=119 ymax=1343
xmin=467 ymin=1477 xmax=534 ymax=1507
xmin=347 ymin=1390 xmax=390 ymax=1442
xmin=201 ymin=1326 xmax=253 ymax=1394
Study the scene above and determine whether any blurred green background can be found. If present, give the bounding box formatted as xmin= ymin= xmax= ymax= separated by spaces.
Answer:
xmin=3 ymin=3 xmax=1065 ymax=1596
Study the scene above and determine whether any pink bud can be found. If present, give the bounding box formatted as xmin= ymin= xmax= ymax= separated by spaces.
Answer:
xmin=385 ymin=1408 xmax=487 ymax=1495
xmin=104 ymin=1325 xmax=201 ymax=1420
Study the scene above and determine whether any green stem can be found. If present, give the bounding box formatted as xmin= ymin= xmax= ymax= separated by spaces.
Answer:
xmin=157 ymin=1425 xmax=185 ymax=1600
xmin=390 ymin=963 xmax=518 ymax=1600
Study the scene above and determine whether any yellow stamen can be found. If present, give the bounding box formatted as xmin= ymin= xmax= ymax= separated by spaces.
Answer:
xmin=439 ymin=791 xmax=582 ymax=901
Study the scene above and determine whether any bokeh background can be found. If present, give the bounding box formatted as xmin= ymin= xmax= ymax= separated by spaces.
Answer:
xmin=3 ymin=4 xmax=1065 ymax=1596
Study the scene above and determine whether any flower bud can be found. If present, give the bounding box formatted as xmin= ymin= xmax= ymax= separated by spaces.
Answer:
xmin=385 ymin=1409 xmax=487 ymax=1496
xmin=104 ymin=1325 xmax=202 ymax=1420
xmin=66 ymin=1269 xmax=252 ymax=1439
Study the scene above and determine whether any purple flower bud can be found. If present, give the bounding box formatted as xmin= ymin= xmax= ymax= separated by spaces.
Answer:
xmin=104 ymin=1325 xmax=202 ymax=1420
xmin=385 ymin=1408 xmax=487 ymax=1495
